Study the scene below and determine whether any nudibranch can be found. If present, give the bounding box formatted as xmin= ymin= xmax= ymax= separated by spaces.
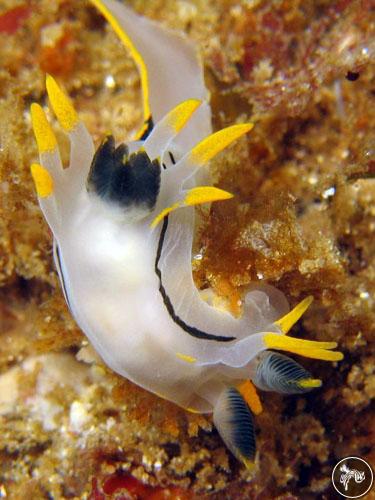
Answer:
xmin=30 ymin=0 xmax=343 ymax=467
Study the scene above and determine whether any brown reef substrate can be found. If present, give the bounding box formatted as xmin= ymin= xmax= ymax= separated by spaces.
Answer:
xmin=0 ymin=0 xmax=374 ymax=498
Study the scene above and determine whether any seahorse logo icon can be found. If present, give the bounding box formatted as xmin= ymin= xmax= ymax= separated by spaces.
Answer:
xmin=332 ymin=457 xmax=373 ymax=498
xmin=339 ymin=463 xmax=365 ymax=491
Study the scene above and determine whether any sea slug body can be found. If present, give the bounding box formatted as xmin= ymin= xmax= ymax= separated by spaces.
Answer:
xmin=30 ymin=0 xmax=343 ymax=466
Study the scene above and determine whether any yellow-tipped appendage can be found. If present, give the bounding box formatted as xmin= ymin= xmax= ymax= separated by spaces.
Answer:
xmin=88 ymin=0 xmax=151 ymax=122
xmin=275 ymin=295 xmax=314 ymax=333
xmin=150 ymin=123 xmax=252 ymax=227
xmin=264 ymin=333 xmax=343 ymax=361
xmin=166 ymin=99 xmax=201 ymax=133
xmin=298 ymin=378 xmax=322 ymax=389
xmin=30 ymin=103 xmax=58 ymax=154
xmin=46 ymin=74 xmax=79 ymax=132
xmin=269 ymin=296 xmax=343 ymax=362
xmin=151 ymin=186 xmax=233 ymax=228
xmin=242 ymin=457 xmax=256 ymax=472
xmin=30 ymin=163 xmax=54 ymax=198
xmin=188 ymin=123 xmax=254 ymax=166
xmin=151 ymin=202 xmax=180 ymax=228
xmin=184 ymin=186 xmax=233 ymax=206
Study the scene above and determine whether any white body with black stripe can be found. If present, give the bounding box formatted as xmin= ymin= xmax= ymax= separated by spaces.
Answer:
xmin=53 ymin=168 xmax=287 ymax=412
xmin=30 ymin=0 xmax=342 ymax=465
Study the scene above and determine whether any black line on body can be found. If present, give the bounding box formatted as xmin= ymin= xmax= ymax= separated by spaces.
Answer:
xmin=154 ymin=216 xmax=235 ymax=342
xmin=169 ymin=151 xmax=176 ymax=164
xmin=54 ymin=242 xmax=72 ymax=312
xmin=139 ymin=115 xmax=154 ymax=140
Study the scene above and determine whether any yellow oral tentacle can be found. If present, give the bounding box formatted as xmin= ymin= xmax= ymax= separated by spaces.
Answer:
xmin=263 ymin=333 xmax=343 ymax=362
xmin=30 ymin=103 xmax=58 ymax=154
xmin=46 ymin=74 xmax=79 ymax=132
xmin=30 ymin=163 xmax=54 ymax=198
xmin=275 ymin=295 xmax=314 ymax=334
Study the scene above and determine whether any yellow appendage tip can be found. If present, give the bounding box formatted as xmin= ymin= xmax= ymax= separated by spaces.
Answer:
xmin=242 ymin=457 xmax=256 ymax=471
xmin=184 ymin=186 xmax=234 ymax=206
xmin=298 ymin=378 xmax=322 ymax=389
xmin=275 ymin=295 xmax=314 ymax=334
xmin=151 ymin=187 xmax=233 ymax=228
xmin=30 ymin=163 xmax=53 ymax=198
xmin=189 ymin=123 xmax=254 ymax=166
xmin=30 ymin=103 xmax=57 ymax=153
xmin=46 ymin=74 xmax=78 ymax=132
xmin=263 ymin=333 xmax=343 ymax=362
xmin=150 ymin=202 xmax=180 ymax=228
xmin=168 ymin=99 xmax=201 ymax=133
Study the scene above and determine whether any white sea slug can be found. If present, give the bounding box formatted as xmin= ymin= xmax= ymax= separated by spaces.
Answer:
xmin=30 ymin=0 xmax=343 ymax=466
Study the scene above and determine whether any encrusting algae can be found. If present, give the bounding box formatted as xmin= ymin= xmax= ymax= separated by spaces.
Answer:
xmin=0 ymin=0 xmax=374 ymax=498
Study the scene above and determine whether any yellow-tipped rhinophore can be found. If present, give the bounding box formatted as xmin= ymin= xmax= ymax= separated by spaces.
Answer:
xmin=184 ymin=186 xmax=233 ymax=205
xmin=89 ymin=0 xmax=151 ymax=122
xmin=238 ymin=380 xmax=263 ymax=415
xmin=188 ymin=123 xmax=253 ymax=166
xmin=46 ymin=74 xmax=79 ymax=132
xmin=176 ymin=352 xmax=197 ymax=363
xmin=298 ymin=378 xmax=322 ymax=389
xmin=275 ymin=295 xmax=314 ymax=334
xmin=30 ymin=103 xmax=58 ymax=154
xmin=151 ymin=186 xmax=233 ymax=228
xmin=263 ymin=333 xmax=343 ymax=361
xmin=30 ymin=163 xmax=54 ymax=198
xmin=165 ymin=99 xmax=201 ymax=133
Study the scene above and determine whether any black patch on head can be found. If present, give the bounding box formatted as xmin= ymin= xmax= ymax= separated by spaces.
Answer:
xmin=87 ymin=135 xmax=160 ymax=210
